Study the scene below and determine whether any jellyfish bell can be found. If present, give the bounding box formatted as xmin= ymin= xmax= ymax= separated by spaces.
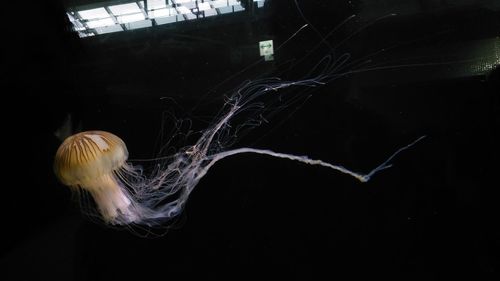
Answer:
xmin=54 ymin=130 xmax=139 ymax=224
xmin=54 ymin=131 xmax=127 ymax=185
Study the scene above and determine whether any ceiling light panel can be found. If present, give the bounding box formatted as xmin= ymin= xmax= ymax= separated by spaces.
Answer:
xmin=108 ymin=3 xmax=142 ymax=15
xmin=78 ymin=8 xmax=110 ymax=20
xmin=147 ymin=0 xmax=168 ymax=10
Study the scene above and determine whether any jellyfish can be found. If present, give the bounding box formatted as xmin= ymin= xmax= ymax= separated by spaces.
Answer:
xmin=54 ymin=131 xmax=140 ymax=224
xmin=53 ymin=78 xmax=425 ymax=227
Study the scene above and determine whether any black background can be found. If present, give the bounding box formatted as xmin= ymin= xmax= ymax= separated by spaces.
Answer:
xmin=2 ymin=1 xmax=499 ymax=280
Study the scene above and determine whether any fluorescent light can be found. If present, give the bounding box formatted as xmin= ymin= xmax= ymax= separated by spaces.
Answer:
xmin=94 ymin=25 xmax=123 ymax=34
xmin=125 ymin=20 xmax=152 ymax=30
xmin=198 ymin=2 xmax=211 ymax=11
xmin=204 ymin=9 xmax=217 ymax=17
xmin=108 ymin=3 xmax=141 ymax=15
xmin=155 ymin=15 xmax=177 ymax=24
xmin=182 ymin=2 xmax=197 ymax=9
xmin=86 ymin=18 xmax=115 ymax=28
xmin=211 ymin=0 xmax=228 ymax=8
xmin=174 ymin=0 xmax=193 ymax=3
xmin=217 ymin=6 xmax=232 ymax=14
xmin=117 ymin=13 xmax=145 ymax=23
xmin=233 ymin=4 xmax=244 ymax=12
xmin=77 ymin=31 xmax=94 ymax=38
xmin=185 ymin=13 xmax=197 ymax=20
xmin=66 ymin=12 xmax=76 ymax=22
xmin=147 ymin=0 xmax=167 ymax=10
xmin=149 ymin=8 xmax=177 ymax=18
xmin=177 ymin=6 xmax=191 ymax=14
xmin=78 ymin=8 xmax=109 ymax=20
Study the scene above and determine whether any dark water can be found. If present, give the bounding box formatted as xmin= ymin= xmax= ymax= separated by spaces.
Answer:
xmin=2 ymin=1 xmax=500 ymax=280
